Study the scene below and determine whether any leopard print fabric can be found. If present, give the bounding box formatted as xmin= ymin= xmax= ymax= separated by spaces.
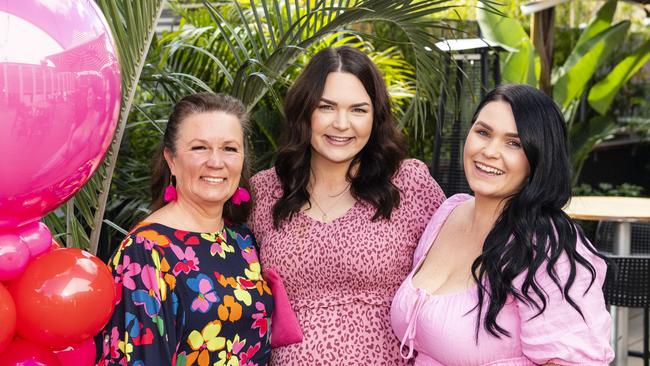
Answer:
xmin=249 ymin=159 xmax=446 ymax=365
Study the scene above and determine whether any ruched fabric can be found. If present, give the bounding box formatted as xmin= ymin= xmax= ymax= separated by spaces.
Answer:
xmin=390 ymin=194 xmax=614 ymax=366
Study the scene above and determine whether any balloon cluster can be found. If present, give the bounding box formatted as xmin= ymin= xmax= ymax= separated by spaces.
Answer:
xmin=0 ymin=1 xmax=121 ymax=364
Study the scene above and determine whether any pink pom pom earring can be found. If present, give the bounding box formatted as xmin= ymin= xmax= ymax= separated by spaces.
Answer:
xmin=231 ymin=187 xmax=250 ymax=205
xmin=163 ymin=176 xmax=177 ymax=202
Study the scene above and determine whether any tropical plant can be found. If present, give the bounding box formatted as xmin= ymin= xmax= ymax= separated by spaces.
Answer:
xmin=93 ymin=0 xmax=485 ymax=253
xmin=149 ymin=0 xmax=481 ymax=136
xmin=477 ymin=0 xmax=650 ymax=182
xmin=100 ymin=32 xmax=422 ymax=248
xmin=43 ymin=0 xmax=165 ymax=254
xmin=52 ymin=0 xmax=491 ymax=256
xmin=573 ymin=182 xmax=644 ymax=197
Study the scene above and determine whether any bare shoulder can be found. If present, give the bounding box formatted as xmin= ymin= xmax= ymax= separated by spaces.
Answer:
xmin=140 ymin=205 xmax=172 ymax=227
xmin=446 ymin=198 xmax=474 ymax=226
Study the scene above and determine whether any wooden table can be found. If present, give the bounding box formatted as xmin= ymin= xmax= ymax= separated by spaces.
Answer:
xmin=564 ymin=196 xmax=650 ymax=366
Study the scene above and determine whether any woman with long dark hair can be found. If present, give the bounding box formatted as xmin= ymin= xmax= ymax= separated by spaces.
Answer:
xmin=97 ymin=93 xmax=272 ymax=365
xmin=249 ymin=46 xmax=445 ymax=364
xmin=391 ymin=84 xmax=614 ymax=365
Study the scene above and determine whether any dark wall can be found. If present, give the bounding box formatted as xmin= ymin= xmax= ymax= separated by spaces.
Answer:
xmin=578 ymin=142 xmax=650 ymax=195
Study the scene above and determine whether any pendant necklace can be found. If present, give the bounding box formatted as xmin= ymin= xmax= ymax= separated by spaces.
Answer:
xmin=309 ymin=183 xmax=351 ymax=222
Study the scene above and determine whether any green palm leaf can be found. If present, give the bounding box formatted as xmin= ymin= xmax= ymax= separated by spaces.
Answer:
xmin=588 ymin=39 xmax=650 ymax=115
xmin=88 ymin=0 xmax=481 ymax=253
xmin=161 ymin=0 xmax=470 ymax=138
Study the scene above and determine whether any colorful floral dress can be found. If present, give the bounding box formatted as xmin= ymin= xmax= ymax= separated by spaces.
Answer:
xmin=96 ymin=222 xmax=273 ymax=366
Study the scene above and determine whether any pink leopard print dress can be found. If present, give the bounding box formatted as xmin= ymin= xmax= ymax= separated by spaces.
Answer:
xmin=249 ymin=159 xmax=445 ymax=365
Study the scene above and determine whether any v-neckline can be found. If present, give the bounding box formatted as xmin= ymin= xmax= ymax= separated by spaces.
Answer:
xmin=409 ymin=194 xmax=477 ymax=297
xmin=298 ymin=200 xmax=361 ymax=225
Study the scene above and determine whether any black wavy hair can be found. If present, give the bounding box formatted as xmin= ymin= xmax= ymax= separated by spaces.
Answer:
xmin=272 ymin=46 xmax=407 ymax=228
xmin=469 ymin=84 xmax=608 ymax=339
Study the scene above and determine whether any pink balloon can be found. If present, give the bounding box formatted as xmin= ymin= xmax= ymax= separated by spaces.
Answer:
xmin=17 ymin=222 xmax=52 ymax=259
xmin=53 ymin=338 xmax=95 ymax=366
xmin=0 ymin=0 xmax=121 ymax=229
xmin=0 ymin=233 xmax=30 ymax=281
xmin=0 ymin=338 xmax=61 ymax=366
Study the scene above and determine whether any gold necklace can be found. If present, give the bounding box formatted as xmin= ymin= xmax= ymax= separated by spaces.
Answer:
xmin=309 ymin=184 xmax=351 ymax=222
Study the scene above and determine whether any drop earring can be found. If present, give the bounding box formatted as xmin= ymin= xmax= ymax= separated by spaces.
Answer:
xmin=231 ymin=187 xmax=250 ymax=205
xmin=164 ymin=176 xmax=177 ymax=202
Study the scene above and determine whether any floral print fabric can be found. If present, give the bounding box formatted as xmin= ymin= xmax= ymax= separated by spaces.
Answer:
xmin=97 ymin=222 xmax=273 ymax=366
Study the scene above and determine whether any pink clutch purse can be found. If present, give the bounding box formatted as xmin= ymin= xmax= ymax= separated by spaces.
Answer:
xmin=262 ymin=267 xmax=303 ymax=348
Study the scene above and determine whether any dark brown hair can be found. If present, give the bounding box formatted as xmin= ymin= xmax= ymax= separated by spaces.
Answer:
xmin=272 ymin=46 xmax=407 ymax=228
xmin=151 ymin=92 xmax=252 ymax=223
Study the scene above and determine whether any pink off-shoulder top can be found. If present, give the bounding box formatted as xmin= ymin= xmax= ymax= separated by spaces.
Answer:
xmin=390 ymin=194 xmax=614 ymax=366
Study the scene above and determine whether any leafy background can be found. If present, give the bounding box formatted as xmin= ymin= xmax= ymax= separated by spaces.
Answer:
xmin=43 ymin=0 xmax=650 ymax=259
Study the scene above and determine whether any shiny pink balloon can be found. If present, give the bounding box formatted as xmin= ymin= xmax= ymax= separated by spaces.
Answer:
xmin=0 ymin=1 xmax=121 ymax=229
xmin=17 ymin=222 xmax=52 ymax=259
xmin=53 ymin=338 xmax=95 ymax=366
xmin=0 ymin=338 xmax=61 ymax=366
xmin=0 ymin=233 xmax=30 ymax=281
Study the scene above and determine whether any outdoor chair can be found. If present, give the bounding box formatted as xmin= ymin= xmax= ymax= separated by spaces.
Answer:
xmin=603 ymin=255 xmax=650 ymax=365
xmin=595 ymin=221 xmax=650 ymax=255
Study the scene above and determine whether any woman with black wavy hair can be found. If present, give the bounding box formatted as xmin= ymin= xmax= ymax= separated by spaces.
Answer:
xmin=249 ymin=46 xmax=445 ymax=364
xmin=391 ymin=84 xmax=614 ymax=365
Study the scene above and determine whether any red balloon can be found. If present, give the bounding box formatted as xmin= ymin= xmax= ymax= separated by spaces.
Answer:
xmin=0 ymin=338 xmax=61 ymax=366
xmin=0 ymin=283 xmax=16 ymax=353
xmin=53 ymin=338 xmax=95 ymax=366
xmin=9 ymin=248 xmax=116 ymax=349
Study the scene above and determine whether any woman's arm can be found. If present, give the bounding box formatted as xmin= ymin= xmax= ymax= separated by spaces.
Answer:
xmin=515 ymin=237 xmax=614 ymax=366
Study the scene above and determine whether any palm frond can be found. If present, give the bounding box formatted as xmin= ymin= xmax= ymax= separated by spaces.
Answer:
xmin=226 ymin=0 xmax=463 ymax=136
xmin=88 ymin=0 xmax=165 ymax=255
xmin=133 ymin=0 xmax=476 ymax=173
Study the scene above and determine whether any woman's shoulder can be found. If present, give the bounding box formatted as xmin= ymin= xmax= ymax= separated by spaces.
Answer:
xmin=441 ymin=193 xmax=473 ymax=209
xmin=251 ymin=167 xmax=279 ymax=186
xmin=107 ymin=222 xmax=174 ymax=269
xmin=423 ymin=194 xmax=473 ymax=232
xmin=511 ymin=218 xmax=609 ymax=290
xmin=412 ymin=194 xmax=472 ymax=265
xmin=392 ymin=158 xmax=431 ymax=187
xmin=393 ymin=158 xmax=446 ymax=203
xmin=250 ymin=167 xmax=282 ymax=197
xmin=121 ymin=222 xmax=175 ymax=249
xmin=395 ymin=158 xmax=428 ymax=177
